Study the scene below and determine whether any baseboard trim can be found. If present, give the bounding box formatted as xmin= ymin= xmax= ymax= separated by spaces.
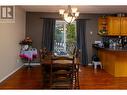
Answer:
xmin=24 ymin=63 xmax=40 ymax=65
xmin=0 ymin=64 xmax=24 ymax=83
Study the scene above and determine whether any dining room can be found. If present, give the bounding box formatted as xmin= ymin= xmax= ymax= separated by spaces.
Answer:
xmin=1 ymin=4 xmax=127 ymax=90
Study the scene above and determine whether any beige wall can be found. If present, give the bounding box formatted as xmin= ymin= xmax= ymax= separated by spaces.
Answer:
xmin=0 ymin=6 xmax=26 ymax=81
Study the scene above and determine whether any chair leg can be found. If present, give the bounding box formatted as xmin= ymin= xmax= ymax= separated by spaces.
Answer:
xmin=73 ymin=70 xmax=80 ymax=89
xmin=94 ymin=64 xmax=97 ymax=69
xmin=100 ymin=64 xmax=103 ymax=69
xmin=74 ymin=71 xmax=76 ymax=89
xmin=76 ymin=71 xmax=80 ymax=89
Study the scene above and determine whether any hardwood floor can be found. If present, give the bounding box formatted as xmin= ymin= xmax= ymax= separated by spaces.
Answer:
xmin=0 ymin=65 xmax=127 ymax=89
xmin=79 ymin=66 xmax=127 ymax=89
xmin=0 ymin=66 xmax=43 ymax=89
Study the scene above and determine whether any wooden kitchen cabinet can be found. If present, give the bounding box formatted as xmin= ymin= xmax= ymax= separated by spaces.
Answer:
xmin=98 ymin=16 xmax=127 ymax=36
xmin=98 ymin=49 xmax=127 ymax=77
xmin=107 ymin=17 xmax=120 ymax=36
xmin=121 ymin=17 xmax=127 ymax=36
xmin=98 ymin=16 xmax=108 ymax=35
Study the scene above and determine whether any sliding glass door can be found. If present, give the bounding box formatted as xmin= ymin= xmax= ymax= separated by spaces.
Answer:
xmin=54 ymin=20 xmax=76 ymax=56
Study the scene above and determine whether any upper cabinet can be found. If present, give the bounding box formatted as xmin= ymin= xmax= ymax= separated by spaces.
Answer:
xmin=98 ymin=16 xmax=108 ymax=35
xmin=121 ymin=17 xmax=127 ymax=36
xmin=108 ymin=17 xmax=120 ymax=36
xmin=98 ymin=16 xmax=127 ymax=36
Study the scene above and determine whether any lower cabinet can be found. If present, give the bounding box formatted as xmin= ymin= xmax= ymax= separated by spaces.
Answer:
xmin=98 ymin=49 xmax=127 ymax=77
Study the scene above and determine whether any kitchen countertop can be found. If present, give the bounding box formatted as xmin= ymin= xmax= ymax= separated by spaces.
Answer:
xmin=93 ymin=44 xmax=127 ymax=52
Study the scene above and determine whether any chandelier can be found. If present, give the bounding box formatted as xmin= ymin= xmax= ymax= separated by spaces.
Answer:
xmin=59 ymin=5 xmax=79 ymax=24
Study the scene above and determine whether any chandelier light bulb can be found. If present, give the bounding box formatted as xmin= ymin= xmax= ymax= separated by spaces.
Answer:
xmin=71 ymin=17 xmax=76 ymax=23
xmin=75 ymin=12 xmax=79 ymax=17
xmin=71 ymin=8 xmax=77 ymax=13
xmin=65 ymin=16 xmax=72 ymax=23
xmin=64 ymin=13 xmax=68 ymax=18
xmin=59 ymin=9 xmax=65 ymax=15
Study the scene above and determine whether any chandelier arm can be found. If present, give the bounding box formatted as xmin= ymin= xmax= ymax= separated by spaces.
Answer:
xmin=71 ymin=16 xmax=74 ymax=23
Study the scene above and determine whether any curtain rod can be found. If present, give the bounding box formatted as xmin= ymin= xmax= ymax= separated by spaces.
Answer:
xmin=40 ymin=17 xmax=91 ymax=20
xmin=40 ymin=17 xmax=60 ymax=19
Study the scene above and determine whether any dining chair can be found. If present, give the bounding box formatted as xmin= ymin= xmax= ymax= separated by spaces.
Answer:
xmin=39 ymin=48 xmax=52 ymax=88
xmin=50 ymin=56 xmax=75 ymax=89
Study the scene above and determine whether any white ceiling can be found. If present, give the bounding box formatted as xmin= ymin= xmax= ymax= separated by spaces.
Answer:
xmin=21 ymin=5 xmax=127 ymax=14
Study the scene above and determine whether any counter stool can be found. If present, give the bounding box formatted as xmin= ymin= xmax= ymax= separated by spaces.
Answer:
xmin=92 ymin=61 xmax=102 ymax=69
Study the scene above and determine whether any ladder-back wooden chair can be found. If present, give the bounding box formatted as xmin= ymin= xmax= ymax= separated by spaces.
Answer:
xmin=50 ymin=56 xmax=75 ymax=89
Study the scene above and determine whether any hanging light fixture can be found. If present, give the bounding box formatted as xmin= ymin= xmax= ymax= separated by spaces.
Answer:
xmin=59 ymin=5 xmax=79 ymax=24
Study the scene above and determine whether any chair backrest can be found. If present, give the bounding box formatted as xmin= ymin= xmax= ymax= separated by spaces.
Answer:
xmin=50 ymin=55 xmax=75 ymax=88
xmin=39 ymin=48 xmax=53 ymax=63
xmin=39 ymin=49 xmax=43 ymax=62
xmin=74 ymin=48 xmax=81 ymax=70
xmin=76 ymin=48 xmax=81 ymax=59
xmin=72 ymin=46 xmax=77 ymax=56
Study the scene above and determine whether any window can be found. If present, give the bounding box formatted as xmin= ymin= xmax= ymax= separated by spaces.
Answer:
xmin=54 ymin=20 xmax=76 ymax=56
